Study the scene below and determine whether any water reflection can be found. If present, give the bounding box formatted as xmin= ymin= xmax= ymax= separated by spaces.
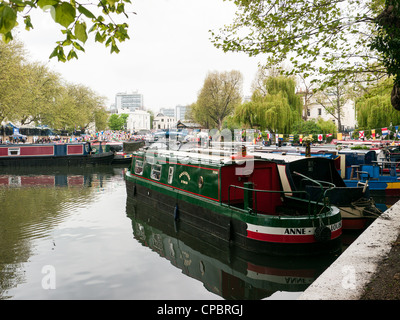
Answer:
xmin=125 ymin=196 xmax=340 ymax=300
xmin=0 ymin=166 xmax=124 ymax=299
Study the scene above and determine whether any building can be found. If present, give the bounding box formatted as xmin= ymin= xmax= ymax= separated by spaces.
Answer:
xmin=175 ymin=105 xmax=188 ymax=121
xmin=114 ymin=91 xmax=144 ymax=112
xmin=160 ymin=108 xmax=175 ymax=118
xmin=301 ymin=92 xmax=357 ymax=132
xmin=153 ymin=113 xmax=175 ymax=130
xmin=126 ymin=110 xmax=151 ymax=132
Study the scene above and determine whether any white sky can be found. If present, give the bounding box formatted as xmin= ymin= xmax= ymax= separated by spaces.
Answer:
xmin=16 ymin=0 xmax=264 ymax=113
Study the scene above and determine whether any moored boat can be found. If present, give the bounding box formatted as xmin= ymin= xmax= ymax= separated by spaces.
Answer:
xmin=250 ymin=152 xmax=382 ymax=230
xmin=91 ymin=141 xmax=133 ymax=164
xmin=0 ymin=142 xmax=114 ymax=166
xmin=125 ymin=148 xmax=342 ymax=256
xmin=339 ymin=148 xmax=400 ymax=196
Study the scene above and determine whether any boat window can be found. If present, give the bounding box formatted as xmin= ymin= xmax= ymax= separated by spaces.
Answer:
xmin=8 ymin=148 xmax=20 ymax=156
xmin=168 ymin=166 xmax=174 ymax=184
xmin=150 ymin=164 xmax=162 ymax=181
xmin=134 ymin=160 xmax=144 ymax=175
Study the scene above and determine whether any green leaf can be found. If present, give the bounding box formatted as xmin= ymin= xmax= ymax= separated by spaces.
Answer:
xmin=106 ymin=0 xmax=119 ymax=6
xmin=49 ymin=45 xmax=66 ymax=62
xmin=67 ymin=49 xmax=78 ymax=60
xmin=1 ymin=31 xmax=13 ymax=43
xmin=24 ymin=15 xmax=33 ymax=31
xmin=0 ymin=5 xmax=17 ymax=34
xmin=52 ymin=2 xmax=76 ymax=28
xmin=77 ymin=5 xmax=96 ymax=19
xmin=37 ymin=0 xmax=59 ymax=9
xmin=72 ymin=41 xmax=85 ymax=52
xmin=74 ymin=21 xmax=87 ymax=43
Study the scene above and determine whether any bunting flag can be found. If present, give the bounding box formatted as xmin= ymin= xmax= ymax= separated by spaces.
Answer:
xmin=359 ymin=131 xmax=364 ymax=139
xmin=382 ymin=127 xmax=388 ymax=136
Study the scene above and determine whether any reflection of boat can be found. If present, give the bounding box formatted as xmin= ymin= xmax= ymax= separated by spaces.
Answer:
xmin=125 ymin=196 xmax=339 ymax=299
xmin=125 ymin=148 xmax=342 ymax=256
xmin=0 ymin=143 xmax=114 ymax=166
xmin=0 ymin=165 xmax=120 ymax=188
xmin=250 ymin=152 xmax=382 ymax=230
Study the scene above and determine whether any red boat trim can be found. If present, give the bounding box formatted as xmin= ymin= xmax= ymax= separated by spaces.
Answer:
xmin=0 ymin=145 xmax=54 ymax=157
xmin=247 ymin=262 xmax=316 ymax=278
xmin=246 ymin=223 xmax=342 ymax=244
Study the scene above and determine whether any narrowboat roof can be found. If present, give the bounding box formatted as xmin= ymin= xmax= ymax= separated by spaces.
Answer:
xmin=251 ymin=151 xmax=317 ymax=164
xmin=133 ymin=147 xmax=327 ymax=167
xmin=134 ymin=148 xmax=255 ymax=167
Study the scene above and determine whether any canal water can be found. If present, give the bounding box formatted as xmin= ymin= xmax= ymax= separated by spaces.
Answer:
xmin=0 ymin=165 xmax=382 ymax=300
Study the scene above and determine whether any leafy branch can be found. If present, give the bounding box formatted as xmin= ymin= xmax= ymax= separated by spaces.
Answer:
xmin=0 ymin=0 xmax=134 ymax=61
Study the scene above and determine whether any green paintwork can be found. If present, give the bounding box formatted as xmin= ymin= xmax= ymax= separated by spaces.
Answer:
xmin=126 ymin=151 xmax=341 ymax=228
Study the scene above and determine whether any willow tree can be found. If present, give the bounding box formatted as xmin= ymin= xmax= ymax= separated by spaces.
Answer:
xmin=211 ymin=0 xmax=400 ymax=111
xmin=356 ymin=78 xmax=400 ymax=129
xmin=235 ymin=75 xmax=302 ymax=133
xmin=195 ymin=70 xmax=243 ymax=130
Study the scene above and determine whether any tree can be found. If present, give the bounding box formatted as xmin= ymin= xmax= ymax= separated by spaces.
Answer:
xmin=0 ymin=40 xmax=27 ymax=123
xmin=195 ymin=70 xmax=243 ymax=130
xmin=210 ymin=0 xmax=400 ymax=110
xmin=15 ymin=62 xmax=63 ymax=126
xmin=0 ymin=0 xmax=133 ymax=61
xmin=356 ymin=77 xmax=400 ymax=129
xmin=314 ymin=79 xmax=353 ymax=131
xmin=370 ymin=1 xmax=400 ymax=110
xmin=235 ymin=75 xmax=302 ymax=133
xmin=108 ymin=113 xmax=128 ymax=130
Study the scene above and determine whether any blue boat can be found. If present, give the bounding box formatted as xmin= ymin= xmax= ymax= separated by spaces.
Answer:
xmin=340 ymin=149 xmax=400 ymax=197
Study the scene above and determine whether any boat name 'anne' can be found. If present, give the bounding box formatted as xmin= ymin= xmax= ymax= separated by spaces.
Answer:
xmin=284 ymin=221 xmax=342 ymax=235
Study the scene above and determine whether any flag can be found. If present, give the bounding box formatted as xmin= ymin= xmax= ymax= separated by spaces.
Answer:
xmin=382 ymin=127 xmax=388 ymax=136
xmin=326 ymin=133 xmax=332 ymax=137
xmin=337 ymin=133 xmax=342 ymax=140
xmin=318 ymin=134 xmax=323 ymax=142
xmin=372 ymin=129 xmax=376 ymax=140
xmin=289 ymin=134 xmax=294 ymax=142
xmin=359 ymin=131 xmax=364 ymax=139
xmin=299 ymin=134 xmax=303 ymax=143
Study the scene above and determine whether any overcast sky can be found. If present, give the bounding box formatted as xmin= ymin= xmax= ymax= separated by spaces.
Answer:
xmin=16 ymin=0 xmax=264 ymax=112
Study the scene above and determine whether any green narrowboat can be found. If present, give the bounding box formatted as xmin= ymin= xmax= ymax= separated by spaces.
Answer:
xmin=125 ymin=149 xmax=342 ymax=256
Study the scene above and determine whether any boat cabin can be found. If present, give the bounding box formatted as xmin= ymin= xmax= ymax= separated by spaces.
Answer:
xmin=131 ymin=149 xmax=293 ymax=215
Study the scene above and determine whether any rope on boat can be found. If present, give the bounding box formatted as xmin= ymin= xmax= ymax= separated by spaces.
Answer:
xmin=339 ymin=198 xmax=383 ymax=218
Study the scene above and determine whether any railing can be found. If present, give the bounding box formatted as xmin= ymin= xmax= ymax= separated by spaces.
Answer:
xmin=293 ymin=171 xmax=336 ymax=207
xmin=226 ymin=183 xmax=328 ymax=217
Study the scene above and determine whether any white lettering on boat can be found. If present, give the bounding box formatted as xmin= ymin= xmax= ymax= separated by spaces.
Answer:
xmin=179 ymin=171 xmax=191 ymax=185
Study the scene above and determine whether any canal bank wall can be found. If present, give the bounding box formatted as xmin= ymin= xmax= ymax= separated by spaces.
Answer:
xmin=299 ymin=200 xmax=400 ymax=300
